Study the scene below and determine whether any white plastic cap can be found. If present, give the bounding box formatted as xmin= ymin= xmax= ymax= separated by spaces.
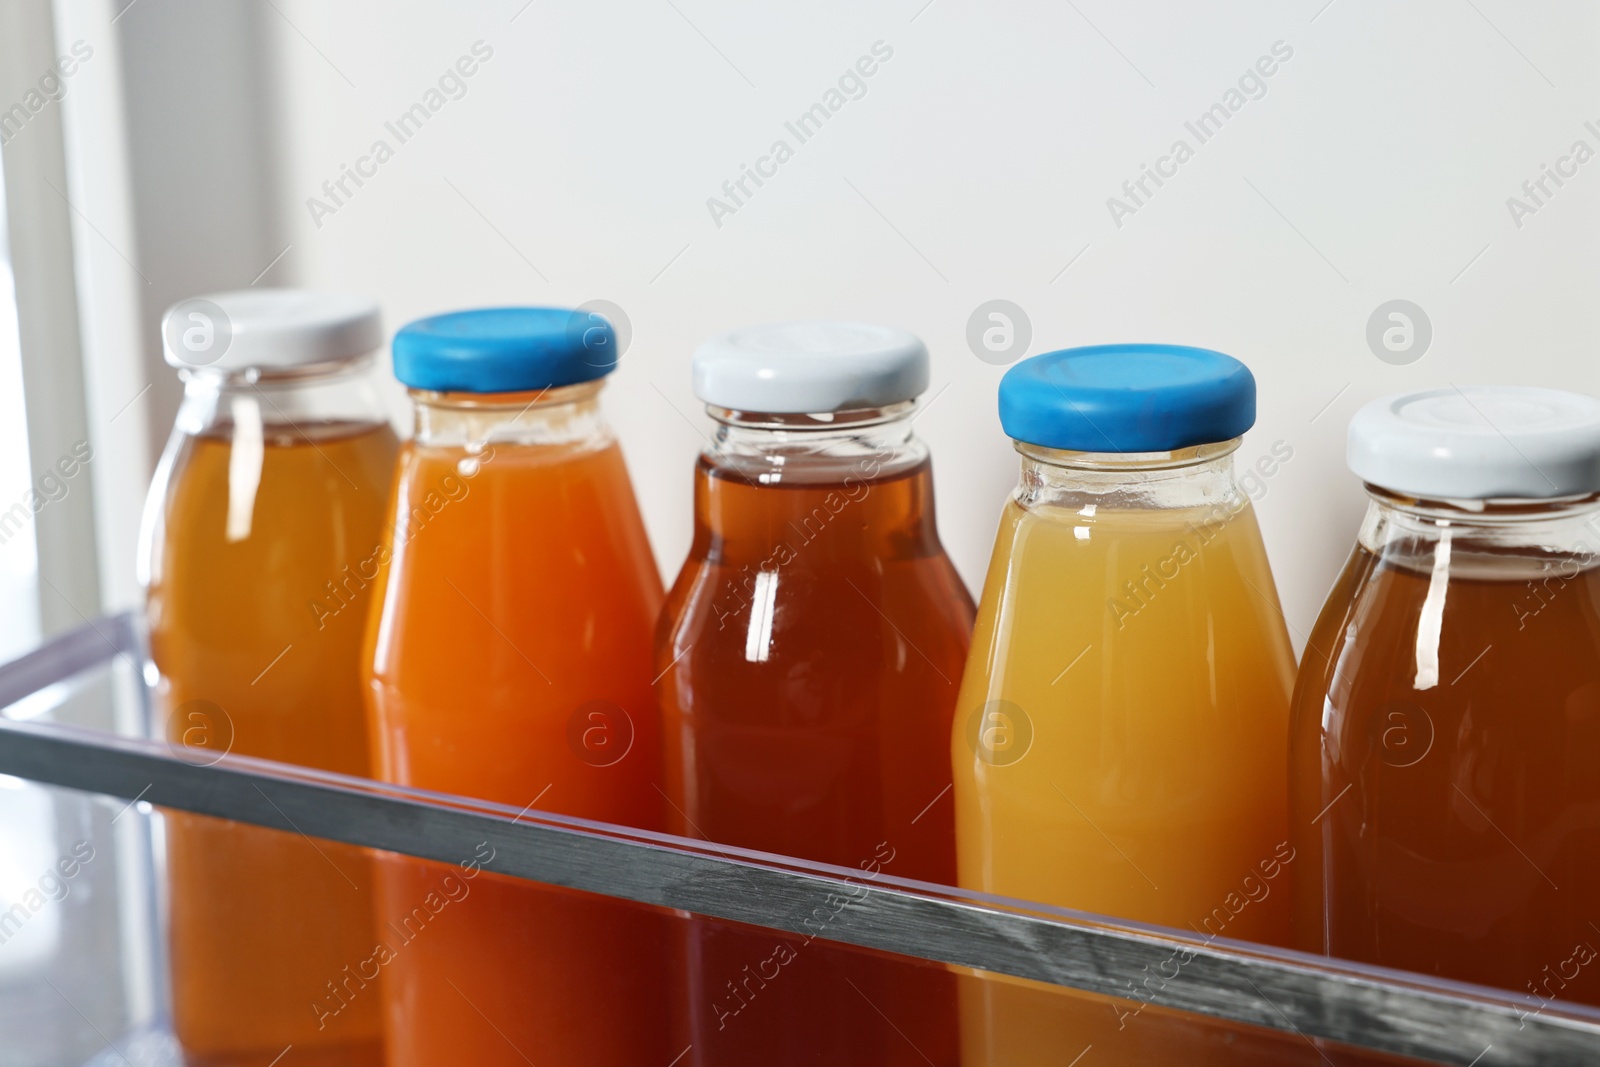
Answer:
xmin=1348 ymin=386 xmax=1600 ymax=499
xmin=692 ymin=321 xmax=930 ymax=413
xmin=161 ymin=289 xmax=382 ymax=371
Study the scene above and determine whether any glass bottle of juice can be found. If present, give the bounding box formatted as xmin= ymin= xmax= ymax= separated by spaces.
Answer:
xmin=656 ymin=321 xmax=975 ymax=1066
xmin=141 ymin=290 xmax=396 ymax=1066
xmin=1290 ymin=387 xmax=1600 ymax=1007
xmin=951 ymin=344 xmax=1297 ymax=1065
xmin=362 ymin=307 xmax=669 ymax=1067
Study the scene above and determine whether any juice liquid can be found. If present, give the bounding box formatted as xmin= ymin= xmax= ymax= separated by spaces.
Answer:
xmin=953 ymin=497 xmax=1295 ymax=1065
xmin=1290 ymin=543 xmax=1600 ymax=1005
xmin=148 ymin=420 xmax=396 ymax=1067
xmin=363 ymin=434 xmax=670 ymax=1067
xmin=656 ymin=456 xmax=974 ymax=1066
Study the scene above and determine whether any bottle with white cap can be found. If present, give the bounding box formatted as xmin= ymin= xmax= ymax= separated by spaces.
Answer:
xmin=656 ymin=321 xmax=974 ymax=1066
xmin=1290 ymin=386 xmax=1600 ymax=1007
xmin=139 ymin=290 xmax=395 ymax=1063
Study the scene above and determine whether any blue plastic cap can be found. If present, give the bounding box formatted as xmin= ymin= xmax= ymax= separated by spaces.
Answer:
xmin=392 ymin=307 xmax=619 ymax=393
xmin=998 ymin=343 xmax=1256 ymax=452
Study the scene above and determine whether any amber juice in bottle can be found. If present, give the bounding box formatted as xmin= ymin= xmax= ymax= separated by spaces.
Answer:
xmin=144 ymin=359 xmax=396 ymax=1066
xmin=1290 ymin=489 xmax=1600 ymax=1003
xmin=657 ymin=401 xmax=974 ymax=1066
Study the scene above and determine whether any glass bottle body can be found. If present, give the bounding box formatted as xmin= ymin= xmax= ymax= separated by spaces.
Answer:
xmin=361 ymin=380 xmax=670 ymax=1067
xmin=656 ymin=404 xmax=975 ymax=1067
xmin=1290 ymin=490 xmax=1600 ymax=1007
xmin=953 ymin=441 xmax=1296 ymax=1067
xmin=142 ymin=360 xmax=396 ymax=1065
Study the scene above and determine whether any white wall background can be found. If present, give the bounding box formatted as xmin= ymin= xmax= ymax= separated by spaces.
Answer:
xmin=84 ymin=0 xmax=1600 ymax=643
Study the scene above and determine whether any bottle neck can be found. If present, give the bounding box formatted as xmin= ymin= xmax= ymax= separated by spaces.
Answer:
xmin=175 ymin=356 xmax=387 ymax=437
xmin=410 ymin=380 xmax=611 ymax=450
xmin=1013 ymin=438 xmax=1245 ymax=513
xmin=1359 ymin=486 xmax=1600 ymax=563
xmin=703 ymin=401 xmax=926 ymax=485
xmin=694 ymin=402 xmax=941 ymax=563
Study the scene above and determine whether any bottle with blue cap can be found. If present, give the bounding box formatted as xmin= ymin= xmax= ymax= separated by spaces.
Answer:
xmin=951 ymin=344 xmax=1297 ymax=1064
xmin=142 ymin=289 xmax=395 ymax=1065
xmin=360 ymin=307 xmax=670 ymax=1067
xmin=1290 ymin=386 xmax=1600 ymax=1008
xmin=655 ymin=321 xmax=973 ymax=1066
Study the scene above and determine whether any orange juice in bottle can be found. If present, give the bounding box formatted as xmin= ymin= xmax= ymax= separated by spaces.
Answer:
xmin=362 ymin=308 xmax=669 ymax=1067
xmin=141 ymin=290 xmax=396 ymax=1066
xmin=951 ymin=344 xmax=1296 ymax=1065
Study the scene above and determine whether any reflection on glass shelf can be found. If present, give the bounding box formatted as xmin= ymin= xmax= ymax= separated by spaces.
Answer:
xmin=0 ymin=774 xmax=63 ymax=975
xmin=0 ymin=621 xmax=158 ymax=1067
xmin=0 ymin=782 xmax=149 ymax=1067
xmin=3 ymin=784 xmax=1425 ymax=1067
xmin=1 ymin=618 xmax=1599 ymax=1067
